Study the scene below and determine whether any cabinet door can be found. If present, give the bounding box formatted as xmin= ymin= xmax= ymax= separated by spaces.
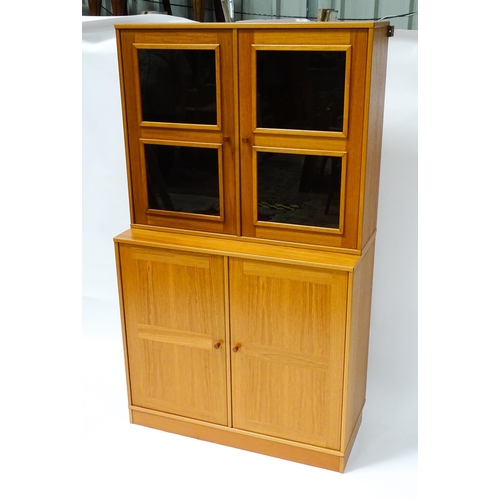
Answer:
xmin=229 ymin=258 xmax=348 ymax=450
xmin=117 ymin=28 xmax=238 ymax=235
xmin=238 ymin=27 xmax=369 ymax=249
xmin=119 ymin=245 xmax=228 ymax=425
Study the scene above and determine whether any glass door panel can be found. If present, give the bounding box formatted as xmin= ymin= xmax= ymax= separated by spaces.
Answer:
xmin=257 ymin=152 xmax=343 ymax=230
xmin=117 ymin=28 xmax=237 ymax=234
xmin=138 ymin=49 xmax=217 ymax=125
xmin=257 ymin=50 xmax=346 ymax=133
xmin=144 ymin=144 xmax=221 ymax=217
xmin=238 ymin=28 xmax=365 ymax=248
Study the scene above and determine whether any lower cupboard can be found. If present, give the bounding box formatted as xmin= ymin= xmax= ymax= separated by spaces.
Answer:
xmin=115 ymin=228 xmax=375 ymax=472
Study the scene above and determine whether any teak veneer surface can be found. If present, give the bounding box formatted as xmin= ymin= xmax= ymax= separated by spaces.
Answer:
xmin=113 ymin=22 xmax=388 ymax=472
xmin=115 ymin=230 xmax=376 ymax=471
xmin=116 ymin=22 xmax=389 ymax=251
xmin=114 ymin=227 xmax=362 ymax=270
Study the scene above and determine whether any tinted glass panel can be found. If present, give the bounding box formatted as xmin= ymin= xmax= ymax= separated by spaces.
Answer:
xmin=257 ymin=50 xmax=346 ymax=132
xmin=138 ymin=49 xmax=217 ymax=124
xmin=257 ymin=152 xmax=341 ymax=229
xmin=145 ymin=144 xmax=220 ymax=216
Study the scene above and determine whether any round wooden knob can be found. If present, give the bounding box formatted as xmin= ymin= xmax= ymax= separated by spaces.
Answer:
xmin=214 ymin=342 xmax=221 ymax=349
xmin=232 ymin=345 xmax=240 ymax=352
xmin=242 ymin=138 xmax=249 ymax=143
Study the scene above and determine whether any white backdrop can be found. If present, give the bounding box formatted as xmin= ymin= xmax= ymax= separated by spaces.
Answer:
xmin=82 ymin=16 xmax=417 ymax=499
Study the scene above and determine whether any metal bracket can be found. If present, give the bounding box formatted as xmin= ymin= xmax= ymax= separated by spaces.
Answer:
xmin=317 ymin=9 xmax=339 ymax=22
xmin=388 ymin=25 xmax=395 ymax=37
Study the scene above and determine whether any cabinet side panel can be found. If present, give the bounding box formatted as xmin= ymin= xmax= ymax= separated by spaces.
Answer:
xmin=115 ymin=242 xmax=133 ymax=421
xmin=116 ymin=30 xmax=136 ymax=225
xmin=361 ymin=27 xmax=389 ymax=249
xmin=117 ymin=31 xmax=148 ymax=225
xmin=343 ymin=240 xmax=376 ymax=447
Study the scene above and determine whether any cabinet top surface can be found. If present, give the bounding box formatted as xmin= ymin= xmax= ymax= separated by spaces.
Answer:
xmin=114 ymin=228 xmax=366 ymax=271
xmin=114 ymin=21 xmax=390 ymax=31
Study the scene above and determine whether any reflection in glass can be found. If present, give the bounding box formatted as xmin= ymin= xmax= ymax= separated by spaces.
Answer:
xmin=145 ymin=144 xmax=220 ymax=216
xmin=138 ymin=49 xmax=217 ymax=124
xmin=257 ymin=152 xmax=342 ymax=229
xmin=257 ymin=50 xmax=346 ymax=132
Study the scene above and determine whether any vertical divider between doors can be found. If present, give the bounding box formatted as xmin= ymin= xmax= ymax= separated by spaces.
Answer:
xmin=224 ymin=255 xmax=233 ymax=427
xmin=232 ymin=28 xmax=242 ymax=236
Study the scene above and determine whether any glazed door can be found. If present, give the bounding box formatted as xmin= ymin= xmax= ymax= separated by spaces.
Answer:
xmin=238 ymin=27 xmax=369 ymax=249
xmin=117 ymin=28 xmax=238 ymax=234
xmin=229 ymin=258 xmax=348 ymax=449
xmin=119 ymin=244 xmax=228 ymax=425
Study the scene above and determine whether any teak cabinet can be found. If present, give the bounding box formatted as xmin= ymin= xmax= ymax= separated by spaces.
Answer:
xmin=113 ymin=21 xmax=389 ymax=472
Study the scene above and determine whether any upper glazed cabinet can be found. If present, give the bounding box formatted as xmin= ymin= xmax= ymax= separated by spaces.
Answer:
xmin=116 ymin=23 xmax=388 ymax=250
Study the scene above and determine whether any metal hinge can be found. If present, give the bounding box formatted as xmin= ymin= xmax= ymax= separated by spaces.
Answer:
xmin=388 ymin=25 xmax=395 ymax=37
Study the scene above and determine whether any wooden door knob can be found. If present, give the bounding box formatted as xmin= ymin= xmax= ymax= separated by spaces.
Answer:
xmin=214 ymin=342 xmax=222 ymax=349
xmin=232 ymin=345 xmax=240 ymax=352
xmin=242 ymin=138 xmax=249 ymax=143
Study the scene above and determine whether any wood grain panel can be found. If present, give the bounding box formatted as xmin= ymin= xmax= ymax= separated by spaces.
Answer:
xmin=342 ymin=239 xmax=375 ymax=449
xmin=252 ymin=133 xmax=348 ymax=149
xmin=137 ymin=324 xmax=213 ymax=350
xmin=119 ymin=244 xmax=228 ymax=425
xmin=242 ymin=343 xmax=330 ymax=370
xmin=130 ymin=245 xmax=210 ymax=267
xmin=114 ymin=228 xmax=362 ymax=269
xmin=250 ymin=29 xmax=351 ymax=45
xmin=229 ymin=258 xmax=348 ymax=449
xmin=242 ymin=260 xmax=334 ymax=285
xmin=115 ymin=242 xmax=133 ymax=421
xmin=360 ymin=25 xmax=389 ymax=249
